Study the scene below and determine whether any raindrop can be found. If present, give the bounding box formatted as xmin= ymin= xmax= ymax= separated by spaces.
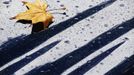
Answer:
xmin=119 ymin=4 xmax=125 ymax=7
xmin=124 ymin=37 xmax=129 ymax=40
xmin=107 ymin=32 xmax=111 ymax=34
xmin=101 ymin=17 xmax=104 ymax=19
xmin=74 ymin=45 xmax=77 ymax=48
xmin=89 ymin=5 xmax=93 ymax=7
xmin=90 ymin=32 xmax=93 ymax=34
xmin=58 ymin=53 xmax=61 ymax=56
xmin=61 ymin=17 xmax=64 ymax=19
xmin=66 ymin=15 xmax=69 ymax=17
xmin=124 ymin=56 xmax=129 ymax=59
xmin=90 ymin=16 xmax=95 ymax=19
xmin=74 ymin=17 xmax=79 ymax=20
xmin=87 ymin=60 xmax=91 ymax=63
xmin=57 ymin=0 xmax=60 ymax=3
xmin=64 ymin=40 xmax=70 ymax=44
xmin=98 ymin=37 xmax=101 ymax=40
xmin=118 ymin=26 xmax=124 ymax=29
xmin=40 ymin=70 xmax=44 ymax=73
xmin=56 ymin=47 xmax=59 ymax=49
xmin=84 ymin=39 xmax=87 ymax=41
xmin=0 ymin=28 xmax=4 ymax=30
xmin=60 ymin=4 xmax=64 ymax=7
xmin=100 ymin=62 xmax=104 ymax=65
xmin=75 ymin=6 xmax=79 ymax=8
xmin=104 ymin=24 xmax=108 ymax=27
xmin=26 ymin=56 xmax=31 ymax=59
xmin=81 ymin=28 xmax=85 ymax=30
xmin=69 ymin=56 xmax=73 ymax=58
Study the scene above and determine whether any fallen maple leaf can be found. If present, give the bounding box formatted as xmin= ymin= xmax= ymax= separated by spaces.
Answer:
xmin=10 ymin=0 xmax=53 ymax=27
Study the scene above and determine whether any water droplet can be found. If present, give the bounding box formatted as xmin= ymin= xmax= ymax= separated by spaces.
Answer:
xmin=120 ymin=4 xmax=125 ymax=7
xmin=100 ymin=62 xmax=104 ymax=65
xmin=57 ymin=0 xmax=60 ymax=3
xmin=104 ymin=24 xmax=108 ymax=27
xmin=107 ymin=32 xmax=111 ymax=34
xmin=75 ymin=6 xmax=79 ymax=8
xmin=56 ymin=47 xmax=59 ymax=49
xmin=0 ymin=28 xmax=4 ymax=30
xmin=64 ymin=40 xmax=70 ymax=44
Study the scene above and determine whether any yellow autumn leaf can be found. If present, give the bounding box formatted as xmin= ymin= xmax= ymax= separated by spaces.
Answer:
xmin=11 ymin=0 xmax=53 ymax=26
